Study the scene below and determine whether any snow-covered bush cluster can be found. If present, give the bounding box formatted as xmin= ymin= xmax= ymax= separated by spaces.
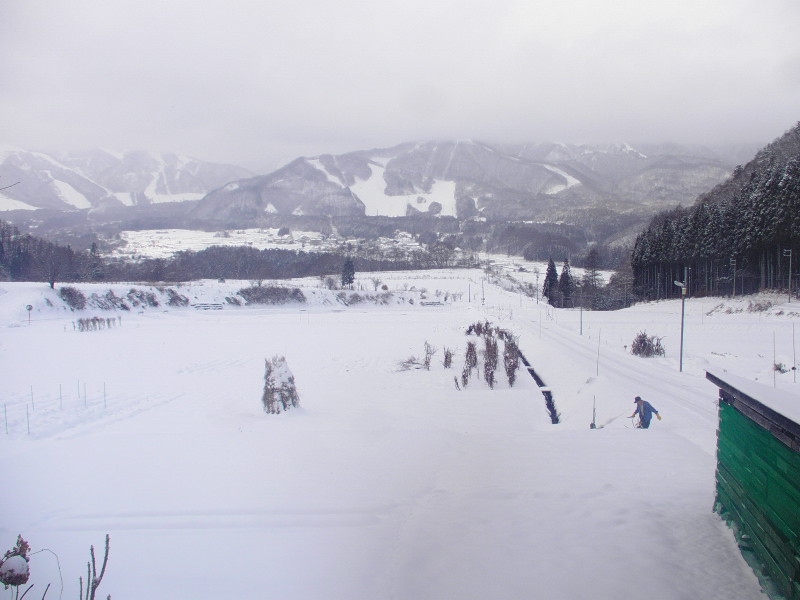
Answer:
xmin=461 ymin=321 xmax=520 ymax=389
xmin=335 ymin=290 xmax=395 ymax=306
xmin=127 ymin=288 xmax=160 ymax=307
xmin=59 ymin=286 xmax=87 ymax=310
xmin=238 ymin=286 xmax=306 ymax=305
xmin=58 ymin=285 xmax=188 ymax=311
xmin=163 ymin=288 xmax=190 ymax=307
xmin=262 ymin=356 xmax=300 ymax=414
xmin=74 ymin=316 xmax=120 ymax=332
xmin=630 ymin=331 xmax=665 ymax=357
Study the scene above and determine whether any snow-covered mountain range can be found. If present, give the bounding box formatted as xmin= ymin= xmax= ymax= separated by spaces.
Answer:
xmin=0 ymin=141 xmax=750 ymax=231
xmin=0 ymin=147 xmax=252 ymax=212
xmin=191 ymin=140 xmax=743 ymax=223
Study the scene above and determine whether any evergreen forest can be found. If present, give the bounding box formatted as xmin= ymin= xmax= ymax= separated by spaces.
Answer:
xmin=631 ymin=122 xmax=800 ymax=299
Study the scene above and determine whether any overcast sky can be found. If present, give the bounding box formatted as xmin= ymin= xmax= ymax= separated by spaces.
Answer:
xmin=2 ymin=0 xmax=799 ymax=171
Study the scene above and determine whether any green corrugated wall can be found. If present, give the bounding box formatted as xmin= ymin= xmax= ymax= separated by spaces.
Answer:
xmin=715 ymin=401 xmax=800 ymax=599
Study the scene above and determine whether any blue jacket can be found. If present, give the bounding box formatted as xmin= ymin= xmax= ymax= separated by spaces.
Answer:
xmin=635 ymin=400 xmax=659 ymax=426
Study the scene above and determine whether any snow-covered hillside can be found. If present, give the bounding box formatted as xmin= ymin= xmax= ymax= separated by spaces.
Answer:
xmin=0 ymin=148 xmax=252 ymax=211
xmin=192 ymin=140 xmax=736 ymax=223
xmin=2 ymin=271 xmax=793 ymax=599
xmin=348 ymin=161 xmax=458 ymax=217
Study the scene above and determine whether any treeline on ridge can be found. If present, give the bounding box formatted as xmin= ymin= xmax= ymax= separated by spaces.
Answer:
xmin=632 ymin=122 xmax=800 ymax=299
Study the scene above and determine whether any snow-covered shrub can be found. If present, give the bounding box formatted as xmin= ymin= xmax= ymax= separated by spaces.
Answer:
xmin=87 ymin=290 xmax=130 ymax=311
xmin=483 ymin=333 xmax=498 ymax=389
xmin=225 ymin=296 xmax=242 ymax=306
xmin=0 ymin=535 xmax=30 ymax=588
xmin=630 ymin=331 xmax=665 ymax=357
xmin=747 ymin=300 xmax=773 ymax=312
xmin=397 ymin=356 xmax=424 ymax=371
xmin=774 ymin=362 xmax=789 ymax=373
xmin=461 ymin=340 xmax=478 ymax=387
xmin=165 ymin=288 xmax=190 ymax=307
xmin=77 ymin=535 xmax=111 ymax=600
xmin=503 ymin=338 xmax=520 ymax=387
xmin=238 ymin=286 xmax=306 ymax=305
xmin=443 ymin=347 xmax=453 ymax=369
xmin=126 ymin=288 xmax=159 ymax=308
xmin=0 ymin=534 xmax=111 ymax=600
xmin=321 ymin=276 xmax=338 ymax=290
xmin=262 ymin=356 xmax=300 ymax=414
xmin=106 ymin=290 xmax=128 ymax=310
xmin=59 ymin=286 xmax=87 ymax=310
xmin=76 ymin=316 xmax=116 ymax=332
xmin=466 ymin=321 xmax=491 ymax=336
xmin=376 ymin=291 xmax=393 ymax=305
xmin=423 ymin=341 xmax=437 ymax=370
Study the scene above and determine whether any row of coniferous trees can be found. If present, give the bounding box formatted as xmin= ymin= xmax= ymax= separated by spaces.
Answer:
xmin=631 ymin=122 xmax=800 ymax=299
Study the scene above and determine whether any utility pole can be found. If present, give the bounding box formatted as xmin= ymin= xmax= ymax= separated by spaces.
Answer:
xmin=684 ymin=266 xmax=690 ymax=297
xmin=674 ymin=280 xmax=686 ymax=372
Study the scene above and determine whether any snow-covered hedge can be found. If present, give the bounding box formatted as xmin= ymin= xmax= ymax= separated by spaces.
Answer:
xmin=238 ymin=286 xmax=306 ymax=305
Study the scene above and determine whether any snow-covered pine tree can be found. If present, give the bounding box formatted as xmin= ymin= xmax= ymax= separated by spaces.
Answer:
xmin=261 ymin=356 xmax=300 ymax=414
xmin=581 ymin=249 xmax=603 ymax=309
xmin=542 ymin=258 xmax=559 ymax=305
xmin=341 ymin=258 xmax=355 ymax=289
xmin=559 ymin=258 xmax=575 ymax=308
xmin=631 ymin=122 xmax=800 ymax=297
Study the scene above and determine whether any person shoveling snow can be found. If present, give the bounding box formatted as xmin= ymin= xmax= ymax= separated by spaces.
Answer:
xmin=630 ymin=396 xmax=662 ymax=429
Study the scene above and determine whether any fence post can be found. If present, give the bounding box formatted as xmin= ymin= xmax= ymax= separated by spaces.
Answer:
xmin=26 ymin=405 xmax=30 ymax=435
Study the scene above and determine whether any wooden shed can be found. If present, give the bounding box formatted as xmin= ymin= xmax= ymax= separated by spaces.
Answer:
xmin=706 ymin=369 xmax=800 ymax=600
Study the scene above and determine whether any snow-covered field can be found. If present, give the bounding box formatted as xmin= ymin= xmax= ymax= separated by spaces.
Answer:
xmin=106 ymin=227 xmax=431 ymax=262
xmin=2 ymin=269 xmax=796 ymax=599
xmin=107 ymin=228 xmax=330 ymax=261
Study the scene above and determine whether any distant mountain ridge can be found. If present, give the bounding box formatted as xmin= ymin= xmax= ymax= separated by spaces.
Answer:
xmin=0 ymin=147 xmax=252 ymax=212
xmin=0 ymin=141 xmax=751 ymax=233
xmin=192 ymin=140 xmax=741 ymax=224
